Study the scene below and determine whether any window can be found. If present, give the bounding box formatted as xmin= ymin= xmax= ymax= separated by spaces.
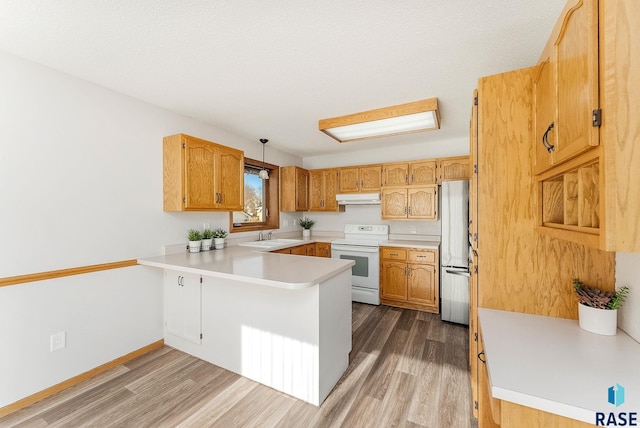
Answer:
xmin=230 ymin=158 xmax=279 ymax=233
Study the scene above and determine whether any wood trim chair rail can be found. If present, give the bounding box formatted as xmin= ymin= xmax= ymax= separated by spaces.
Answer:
xmin=0 ymin=259 xmax=139 ymax=287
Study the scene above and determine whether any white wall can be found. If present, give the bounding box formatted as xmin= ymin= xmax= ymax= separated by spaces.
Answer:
xmin=302 ymin=137 xmax=469 ymax=170
xmin=616 ymin=253 xmax=640 ymax=343
xmin=0 ymin=51 xmax=304 ymax=407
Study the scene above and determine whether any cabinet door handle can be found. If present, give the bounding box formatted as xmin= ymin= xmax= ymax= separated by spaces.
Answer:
xmin=360 ymin=179 xmax=363 ymax=189
xmin=390 ymin=253 xmax=399 ymax=256
xmin=542 ymin=121 xmax=555 ymax=153
xmin=478 ymin=351 xmax=486 ymax=364
xmin=411 ymin=173 xmax=414 ymax=183
xmin=408 ymin=206 xmax=412 ymax=215
xmin=405 ymin=174 xmax=408 ymax=184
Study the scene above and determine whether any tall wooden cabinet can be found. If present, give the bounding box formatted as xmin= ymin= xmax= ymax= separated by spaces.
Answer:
xmin=280 ymin=166 xmax=309 ymax=212
xmin=163 ymin=134 xmax=244 ymax=212
xmin=471 ymin=66 xmax=615 ymax=428
xmin=309 ymin=168 xmax=340 ymax=212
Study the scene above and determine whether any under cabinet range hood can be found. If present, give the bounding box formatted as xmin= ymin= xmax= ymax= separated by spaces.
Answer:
xmin=336 ymin=193 xmax=381 ymax=205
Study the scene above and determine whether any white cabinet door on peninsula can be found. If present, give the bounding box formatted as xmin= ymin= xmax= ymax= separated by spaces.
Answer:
xmin=164 ymin=270 xmax=202 ymax=345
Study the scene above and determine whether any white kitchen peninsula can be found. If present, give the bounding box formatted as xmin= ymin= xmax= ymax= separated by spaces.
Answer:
xmin=138 ymin=246 xmax=355 ymax=406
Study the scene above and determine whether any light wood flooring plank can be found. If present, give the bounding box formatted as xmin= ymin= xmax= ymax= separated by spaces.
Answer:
xmin=377 ymin=370 xmax=417 ymax=428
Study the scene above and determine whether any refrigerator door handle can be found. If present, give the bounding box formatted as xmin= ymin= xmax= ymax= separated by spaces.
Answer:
xmin=445 ymin=268 xmax=470 ymax=277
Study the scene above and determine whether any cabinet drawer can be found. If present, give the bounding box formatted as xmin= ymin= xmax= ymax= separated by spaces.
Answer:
xmin=381 ymin=248 xmax=407 ymax=261
xmin=409 ymin=250 xmax=436 ymax=263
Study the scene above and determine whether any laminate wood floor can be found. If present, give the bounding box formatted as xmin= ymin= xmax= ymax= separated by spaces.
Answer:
xmin=1 ymin=303 xmax=477 ymax=428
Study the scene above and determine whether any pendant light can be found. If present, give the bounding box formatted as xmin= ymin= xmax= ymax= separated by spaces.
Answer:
xmin=259 ymin=138 xmax=269 ymax=180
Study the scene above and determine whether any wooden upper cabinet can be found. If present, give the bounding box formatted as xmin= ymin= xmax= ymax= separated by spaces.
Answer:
xmin=309 ymin=168 xmax=340 ymax=212
xmin=554 ymin=0 xmax=599 ymax=165
xmin=338 ymin=165 xmax=381 ymax=193
xmin=359 ymin=165 xmax=382 ymax=191
xmin=409 ymin=160 xmax=437 ymax=185
xmin=338 ymin=167 xmax=359 ymax=193
xmin=308 ymin=169 xmax=324 ymax=211
xmin=217 ymin=147 xmax=244 ymax=210
xmin=533 ymin=58 xmax=556 ymax=175
xmin=381 ymin=185 xmax=437 ymax=220
xmin=384 ymin=158 xmax=469 ymax=186
xmin=438 ymin=156 xmax=470 ymax=181
xmin=408 ymin=186 xmax=437 ymax=220
xmin=280 ymin=166 xmax=309 ymax=212
xmin=381 ymin=188 xmax=408 ymax=219
xmin=535 ymin=0 xmax=599 ymax=175
xmin=383 ymin=162 xmax=409 ymax=186
xmin=163 ymin=134 xmax=244 ymax=212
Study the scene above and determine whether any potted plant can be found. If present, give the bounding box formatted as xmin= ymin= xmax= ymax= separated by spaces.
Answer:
xmin=202 ymin=228 xmax=214 ymax=251
xmin=187 ymin=229 xmax=203 ymax=253
xmin=299 ymin=217 xmax=315 ymax=238
xmin=573 ymin=279 xmax=629 ymax=335
xmin=212 ymin=228 xmax=228 ymax=249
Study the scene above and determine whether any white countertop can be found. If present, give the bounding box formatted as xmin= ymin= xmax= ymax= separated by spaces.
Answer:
xmin=382 ymin=240 xmax=440 ymax=250
xmin=138 ymin=243 xmax=354 ymax=290
xmin=479 ymin=308 xmax=640 ymax=424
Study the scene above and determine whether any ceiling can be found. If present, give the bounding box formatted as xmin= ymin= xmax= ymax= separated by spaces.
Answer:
xmin=0 ymin=1 xmax=565 ymax=158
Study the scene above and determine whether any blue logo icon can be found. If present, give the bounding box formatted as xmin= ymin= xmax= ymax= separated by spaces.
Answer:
xmin=609 ymin=384 xmax=625 ymax=407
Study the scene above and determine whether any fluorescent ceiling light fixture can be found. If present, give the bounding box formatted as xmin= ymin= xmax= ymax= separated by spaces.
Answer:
xmin=319 ymin=98 xmax=440 ymax=143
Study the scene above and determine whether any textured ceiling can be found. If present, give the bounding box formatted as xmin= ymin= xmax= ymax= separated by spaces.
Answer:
xmin=0 ymin=1 xmax=565 ymax=157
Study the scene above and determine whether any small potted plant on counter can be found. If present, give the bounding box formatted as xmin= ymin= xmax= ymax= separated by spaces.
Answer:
xmin=574 ymin=278 xmax=629 ymax=336
xmin=202 ymin=228 xmax=214 ymax=251
xmin=212 ymin=228 xmax=228 ymax=249
xmin=187 ymin=229 xmax=203 ymax=253
xmin=299 ymin=217 xmax=315 ymax=238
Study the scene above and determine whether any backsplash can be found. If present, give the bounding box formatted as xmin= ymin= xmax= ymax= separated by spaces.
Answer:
xmin=301 ymin=205 xmax=441 ymax=236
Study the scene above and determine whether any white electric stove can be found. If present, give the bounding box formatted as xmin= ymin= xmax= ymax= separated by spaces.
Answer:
xmin=331 ymin=224 xmax=389 ymax=305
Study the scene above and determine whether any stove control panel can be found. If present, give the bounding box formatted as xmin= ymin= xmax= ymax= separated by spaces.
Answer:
xmin=343 ymin=224 xmax=389 ymax=235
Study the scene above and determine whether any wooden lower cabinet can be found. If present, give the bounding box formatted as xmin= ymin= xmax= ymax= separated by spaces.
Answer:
xmin=315 ymin=242 xmax=331 ymax=258
xmin=272 ymin=243 xmax=317 ymax=256
xmin=380 ymin=247 xmax=439 ymax=313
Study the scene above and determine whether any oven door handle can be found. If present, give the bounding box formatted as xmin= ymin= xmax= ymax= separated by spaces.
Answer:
xmin=331 ymin=245 xmax=379 ymax=253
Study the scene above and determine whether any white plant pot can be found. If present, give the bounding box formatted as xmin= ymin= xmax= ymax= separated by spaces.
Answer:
xmin=202 ymin=238 xmax=213 ymax=251
xmin=578 ymin=303 xmax=618 ymax=336
xmin=303 ymin=229 xmax=311 ymax=238
xmin=214 ymin=238 xmax=225 ymax=249
xmin=188 ymin=240 xmax=201 ymax=253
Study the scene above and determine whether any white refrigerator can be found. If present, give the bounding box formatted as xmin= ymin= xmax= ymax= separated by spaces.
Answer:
xmin=440 ymin=180 xmax=470 ymax=325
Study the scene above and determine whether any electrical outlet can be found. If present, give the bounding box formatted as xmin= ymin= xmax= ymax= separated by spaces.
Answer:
xmin=50 ymin=331 xmax=66 ymax=352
